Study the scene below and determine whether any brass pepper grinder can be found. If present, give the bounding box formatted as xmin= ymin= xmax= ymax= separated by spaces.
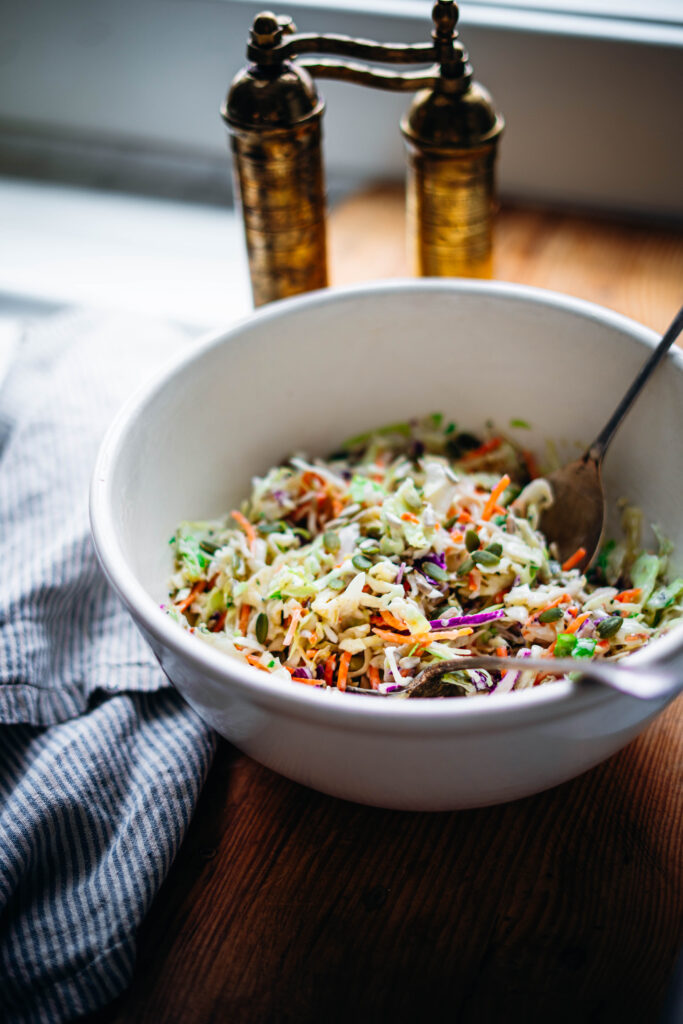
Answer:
xmin=402 ymin=3 xmax=504 ymax=279
xmin=222 ymin=13 xmax=327 ymax=308
xmin=223 ymin=1 xmax=503 ymax=306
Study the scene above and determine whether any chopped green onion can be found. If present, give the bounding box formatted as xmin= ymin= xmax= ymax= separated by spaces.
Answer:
xmin=554 ymin=633 xmax=577 ymax=658
xmin=572 ymin=638 xmax=597 ymax=658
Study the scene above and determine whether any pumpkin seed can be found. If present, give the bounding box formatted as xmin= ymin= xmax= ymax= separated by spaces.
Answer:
xmin=255 ymin=612 xmax=268 ymax=644
xmin=352 ymin=553 xmax=373 ymax=571
xmin=597 ymin=615 xmax=622 ymax=639
xmin=471 ymin=550 xmax=501 ymax=567
xmin=538 ymin=607 xmax=563 ymax=623
xmin=422 ymin=561 xmax=447 ymax=581
xmin=465 ymin=530 xmax=480 ymax=552
xmin=323 ymin=530 xmax=340 ymax=553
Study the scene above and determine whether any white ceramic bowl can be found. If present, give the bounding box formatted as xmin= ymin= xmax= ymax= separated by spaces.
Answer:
xmin=90 ymin=280 xmax=683 ymax=810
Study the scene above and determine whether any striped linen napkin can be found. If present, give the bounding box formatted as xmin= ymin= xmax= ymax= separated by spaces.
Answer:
xmin=0 ymin=311 xmax=218 ymax=1023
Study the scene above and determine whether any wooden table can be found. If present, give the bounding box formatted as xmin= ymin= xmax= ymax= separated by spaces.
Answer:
xmin=108 ymin=188 xmax=683 ymax=1024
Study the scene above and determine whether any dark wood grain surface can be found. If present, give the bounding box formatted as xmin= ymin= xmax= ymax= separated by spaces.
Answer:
xmin=107 ymin=189 xmax=683 ymax=1024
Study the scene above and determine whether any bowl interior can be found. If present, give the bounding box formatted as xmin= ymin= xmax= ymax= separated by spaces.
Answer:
xmin=106 ymin=282 xmax=683 ymax=624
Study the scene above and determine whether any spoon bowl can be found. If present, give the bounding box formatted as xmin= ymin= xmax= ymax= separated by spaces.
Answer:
xmin=539 ymin=304 xmax=683 ymax=568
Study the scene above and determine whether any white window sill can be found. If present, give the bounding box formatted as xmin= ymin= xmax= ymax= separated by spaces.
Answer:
xmin=0 ymin=177 xmax=251 ymax=329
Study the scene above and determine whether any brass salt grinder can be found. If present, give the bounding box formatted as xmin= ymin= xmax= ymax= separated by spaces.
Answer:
xmin=222 ymin=0 xmax=503 ymax=307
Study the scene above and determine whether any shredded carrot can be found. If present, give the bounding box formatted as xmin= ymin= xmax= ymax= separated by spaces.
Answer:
xmin=450 ymin=531 xmax=464 ymax=543
xmin=522 ymin=449 xmax=540 ymax=480
xmin=458 ymin=510 xmax=473 ymax=524
xmin=528 ymin=592 xmax=571 ymax=624
xmin=468 ymin=569 xmax=481 ymax=594
xmin=615 ymin=588 xmax=642 ymax=604
xmin=565 ymin=612 xmax=591 ymax=635
xmin=301 ymin=470 xmax=326 ymax=488
xmin=332 ymin=498 xmax=345 ymax=518
xmin=239 ymin=603 xmax=251 ymax=635
xmin=544 ymin=641 xmax=557 ymax=657
xmin=416 ymin=627 xmax=473 ymax=643
xmin=283 ymin=607 xmax=302 ymax=647
xmin=368 ymin=665 xmax=381 ymax=691
xmin=210 ymin=610 xmax=227 ymax=633
xmin=324 ymin=654 xmax=336 ymax=686
xmin=372 ymin=627 xmax=419 ymax=645
xmin=230 ymin=509 xmax=256 ymax=550
xmin=625 ymin=633 xmax=647 ymax=642
xmin=462 ymin=437 xmax=503 ymax=462
xmin=337 ymin=650 xmax=352 ymax=692
xmin=245 ymin=654 xmax=269 ymax=672
xmin=562 ymin=547 xmax=587 ymax=572
xmin=495 ymin=646 xmax=507 ymax=658
xmin=567 ymin=605 xmax=578 ymax=617
xmin=175 ymin=580 xmax=206 ymax=614
xmin=401 ymin=512 xmax=420 ymax=524
xmin=380 ymin=609 xmax=412 ymax=633
xmin=482 ymin=474 xmax=511 ymax=521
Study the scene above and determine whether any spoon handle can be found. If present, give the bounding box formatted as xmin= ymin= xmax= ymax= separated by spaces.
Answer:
xmin=587 ymin=304 xmax=683 ymax=463
xmin=413 ymin=655 xmax=683 ymax=701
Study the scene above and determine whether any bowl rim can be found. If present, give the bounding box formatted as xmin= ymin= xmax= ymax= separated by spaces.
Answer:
xmin=89 ymin=278 xmax=683 ymax=728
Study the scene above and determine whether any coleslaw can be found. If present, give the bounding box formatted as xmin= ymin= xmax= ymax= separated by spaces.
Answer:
xmin=165 ymin=416 xmax=683 ymax=697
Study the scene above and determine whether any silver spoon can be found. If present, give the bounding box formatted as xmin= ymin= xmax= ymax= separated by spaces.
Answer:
xmin=537 ymin=304 xmax=683 ymax=568
xmin=408 ymin=655 xmax=682 ymax=701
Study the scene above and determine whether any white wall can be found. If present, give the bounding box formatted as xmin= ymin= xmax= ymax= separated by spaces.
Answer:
xmin=1 ymin=0 xmax=682 ymax=217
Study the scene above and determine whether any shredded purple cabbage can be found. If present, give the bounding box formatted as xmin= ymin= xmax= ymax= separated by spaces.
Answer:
xmin=429 ymin=609 xmax=505 ymax=629
xmin=291 ymin=667 xmax=311 ymax=679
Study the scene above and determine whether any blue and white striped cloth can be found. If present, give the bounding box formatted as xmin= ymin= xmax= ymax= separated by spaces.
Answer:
xmin=0 ymin=311 xmax=218 ymax=1023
